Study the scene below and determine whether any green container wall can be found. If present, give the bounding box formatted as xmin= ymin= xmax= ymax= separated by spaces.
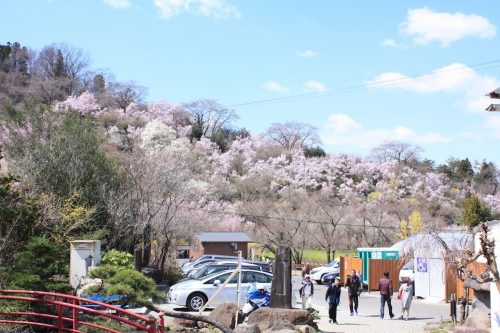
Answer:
xmin=357 ymin=249 xmax=400 ymax=283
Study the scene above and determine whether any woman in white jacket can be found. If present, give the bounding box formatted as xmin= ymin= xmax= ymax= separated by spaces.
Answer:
xmin=398 ymin=277 xmax=413 ymax=320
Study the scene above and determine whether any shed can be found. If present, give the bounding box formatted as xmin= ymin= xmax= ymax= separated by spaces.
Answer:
xmin=392 ymin=231 xmax=472 ymax=300
xmin=357 ymin=247 xmax=400 ymax=284
xmin=192 ymin=232 xmax=253 ymax=259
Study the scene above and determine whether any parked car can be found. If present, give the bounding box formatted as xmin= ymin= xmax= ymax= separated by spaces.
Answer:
xmin=181 ymin=259 xmax=222 ymax=277
xmin=399 ymin=261 xmax=414 ymax=283
xmin=181 ymin=254 xmax=237 ymax=269
xmin=310 ymin=259 xmax=340 ymax=284
xmin=185 ymin=261 xmax=263 ymax=281
xmin=168 ymin=269 xmax=274 ymax=311
xmin=320 ymin=272 xmax=339 ymax=285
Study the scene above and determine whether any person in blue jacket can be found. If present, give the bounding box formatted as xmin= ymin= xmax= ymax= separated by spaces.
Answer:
xmin=325 ymin=276 xmax=342 ymax=324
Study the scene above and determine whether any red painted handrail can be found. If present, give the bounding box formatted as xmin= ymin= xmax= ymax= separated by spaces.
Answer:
xmin=0 ymin=290 xmax=164 ymax=333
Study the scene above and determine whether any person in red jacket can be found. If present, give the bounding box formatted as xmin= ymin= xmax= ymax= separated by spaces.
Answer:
xmin=378 ymin=271 xmax=394 ymax=319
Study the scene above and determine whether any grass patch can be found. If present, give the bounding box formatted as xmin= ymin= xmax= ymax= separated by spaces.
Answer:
xmin=252 ymin=247 xmax=357 ymax=264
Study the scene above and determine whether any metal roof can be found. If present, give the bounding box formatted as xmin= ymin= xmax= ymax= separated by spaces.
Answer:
xmin=486 ymin=87 xmax=500 ymax=99
xmin=390 ymin=231 xmax=472 ymax=257
xmin=196 ymin=232 xmax=252 ymax=243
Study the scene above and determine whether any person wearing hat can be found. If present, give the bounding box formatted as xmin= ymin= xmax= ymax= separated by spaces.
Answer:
xmin=299 ymin=274 xmax=314 ymax=309
xmin=325 ymin=276 xmax=342 ymax=324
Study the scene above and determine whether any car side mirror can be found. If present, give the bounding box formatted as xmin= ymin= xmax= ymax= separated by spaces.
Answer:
xmin=213 ymin=279 xmax=221 ymax=286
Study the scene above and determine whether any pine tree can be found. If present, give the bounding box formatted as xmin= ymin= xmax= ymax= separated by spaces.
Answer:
xmin=54 ymin=49 xmax=65 ymax=77
xmin=461 ymin=195 xmax=491 ymax=228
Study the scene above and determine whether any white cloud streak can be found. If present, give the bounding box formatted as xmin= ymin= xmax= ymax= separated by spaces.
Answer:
xmin=153 ymin=0 xmax=241 ymax=19
xmin=323 ymin=114 xmax=451 ymax=148
xmin=367 ymin=63 xmax=500 ymax=113
xmin=297 ymin=50 xmax=318 ymax=58
xmin=303 ymin=80 xmax=327 ymax=92
xmin=261 ymin=81 xmax=290 ymax=93
xmin=399 ymin=7 xmax=496 ymax=46
xmin=103 ymin=0 xmax=131 ymax=9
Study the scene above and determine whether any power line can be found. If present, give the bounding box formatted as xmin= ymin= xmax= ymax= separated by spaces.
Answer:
xmin=182 ymin=206 xmax=467 ymax=232
xmin=223 ymin=59 xmax=500 ymax=109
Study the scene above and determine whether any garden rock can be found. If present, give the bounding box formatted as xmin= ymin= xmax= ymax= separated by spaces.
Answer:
xmin=209 ymin=302 xmax=242 ymax=329
xmin=234 ymin=324 xmax=261 ymax=333
xmin=173 ymin=317 xmax=199 ymax=328
xmin=247 ymin=308 xmax=313 ymax=332
xmin=296 ymin=325 xmax=315 ymax=333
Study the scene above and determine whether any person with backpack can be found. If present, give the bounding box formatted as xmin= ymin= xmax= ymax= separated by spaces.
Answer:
xmin=345 ymin=269 xmax=361 ymax=315
xmin=398 ymin=277 xmax=413 ymax=320
xmin=325 ymin=276 xmax=342 ymax=324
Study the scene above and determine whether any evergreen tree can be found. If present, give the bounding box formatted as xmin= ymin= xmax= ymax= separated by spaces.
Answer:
xmin=461 ymin=194 xmax=491 ymax=229
xmin=54 ymin=49 xmax=65 ymax=77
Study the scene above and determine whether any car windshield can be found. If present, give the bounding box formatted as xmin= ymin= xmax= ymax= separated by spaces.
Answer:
xmin=326 ymin=260 xmax=339 ymax=267
xmin=193 ymin=260 xmax=212 ymax=268
xmin=403 ymin=261 xmax=414 ymax=270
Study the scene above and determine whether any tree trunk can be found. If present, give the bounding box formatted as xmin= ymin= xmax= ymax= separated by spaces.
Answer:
xmin=331 ymin=250 xmax=336 ymax=261
xmin=158 ymin=240 xmax=171 ymax=282
xmin=326 ymin=246 xmax=331 ymax=263
xmin=139 ymin=300 xmax=233 ymax=333
xmin=143 ymin=223 xmax=151 ymax=267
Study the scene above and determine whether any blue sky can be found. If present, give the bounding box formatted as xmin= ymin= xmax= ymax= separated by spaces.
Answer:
xmin=1 ymin=0 xmax=500 ymax=164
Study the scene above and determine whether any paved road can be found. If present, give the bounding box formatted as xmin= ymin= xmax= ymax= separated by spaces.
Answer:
xmin=302 ymin=276 xmax=450 ymax=333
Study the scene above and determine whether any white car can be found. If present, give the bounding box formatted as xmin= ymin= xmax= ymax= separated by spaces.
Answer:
xmin=168 ymin=269 xmax=273 ymax=311
xmin=399 ymin=261 xmax=414 ymax=283
xmin=310 ymin=259 xmax=340 ymax=284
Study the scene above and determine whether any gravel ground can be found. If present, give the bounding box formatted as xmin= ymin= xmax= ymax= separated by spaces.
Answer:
xmin=306 ymin=276 xmax=450 ymax=333
xmin=155 ymin=273 xmax=451 ymax=333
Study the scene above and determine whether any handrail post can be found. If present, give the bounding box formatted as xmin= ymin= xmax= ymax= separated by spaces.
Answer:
xmin=72 ymin=298 xmax=78 ymax=331
xmin=158 ymin=314 xmax=165 ymax=333
xmin=57 ymin=304 xmax=63 ymax=333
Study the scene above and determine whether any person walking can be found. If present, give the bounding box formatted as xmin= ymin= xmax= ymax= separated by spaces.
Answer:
xmin=325 ymin=276 xmax=342 ymax=324
xmin=378 ymin=271 xmax=394 ymax=319
xmin=398 ymin=277 xmax=413 ymax=320
xmin=299 ymin=274 xmax=314 ymax=309
xmin=345 ymin=269 xmax=361 ymax=315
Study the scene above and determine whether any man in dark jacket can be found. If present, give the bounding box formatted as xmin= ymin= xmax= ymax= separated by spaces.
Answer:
xmin=378 ymin=271 xmax=394 ymax=319
xmin=325 ymin=276 xmax=341 ymax=324
xmin=345 ymin=269 xmax=361 ymax=315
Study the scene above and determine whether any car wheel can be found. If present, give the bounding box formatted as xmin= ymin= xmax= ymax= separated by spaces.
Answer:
xmin=187 ymin=292 xmax=207 ymax=311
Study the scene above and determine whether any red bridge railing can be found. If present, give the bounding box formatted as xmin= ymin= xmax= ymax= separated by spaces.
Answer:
xmin=0 ymin=290 xmax=165 ymax=333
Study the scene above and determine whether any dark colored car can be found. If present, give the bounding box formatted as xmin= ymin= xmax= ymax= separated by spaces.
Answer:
xmin=321 ymin=272 xmax=339 ymax=285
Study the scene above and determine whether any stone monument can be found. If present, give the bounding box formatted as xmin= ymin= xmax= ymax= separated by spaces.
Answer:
xmin=270 ymin=245 xmax=292 ymax=308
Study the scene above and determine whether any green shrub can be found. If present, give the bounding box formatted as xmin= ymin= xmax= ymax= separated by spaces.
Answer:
xmin=101 ymin=249 xmax=134 ymax=270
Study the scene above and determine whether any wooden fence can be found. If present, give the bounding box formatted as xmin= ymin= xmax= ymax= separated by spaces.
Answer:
xmin=368 ymin=259 xmax=404 ymax=291
xmin=445 ymin=262 xmax=487 ymax=301
xmin=339 ymin=256 xmax=363 ymax=284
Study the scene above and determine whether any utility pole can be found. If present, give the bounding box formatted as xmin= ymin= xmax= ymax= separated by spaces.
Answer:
xmin=235 ymin=250 xmax=242 ymax=326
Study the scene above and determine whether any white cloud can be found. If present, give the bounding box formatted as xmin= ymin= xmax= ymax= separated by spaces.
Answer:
xmin=367 ymin=63 xmax=500 ymax=113
xmin=323 ymin=114 xmax=451 ymax=148
xmin=153 ymin=0 xmax=240 ymax=19
xmin=381 ymin=38 xmax=407 ymax=48
xmin=103 ymin=0 xmax=131 ymax=8
xmin=399 ymin=7 xmax=496 ymax=46
xmin=261 ymin=81 xmax=290 ymax=93
xmin=381 ymin=38 xmax=398 ymax=47
xmin=460 ymin=132 xmax=484 ymax=143
xmin=303 ymin=80 xmax=327 ymax=92
xmin=297 ymin=50 xmax=318 ymax=58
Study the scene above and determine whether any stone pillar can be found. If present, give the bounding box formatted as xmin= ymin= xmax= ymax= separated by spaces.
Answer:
xmin=270 ymin=245 xmax=292 ymax=309
xmin=134 ymin=248 xmax=143 ymax=271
